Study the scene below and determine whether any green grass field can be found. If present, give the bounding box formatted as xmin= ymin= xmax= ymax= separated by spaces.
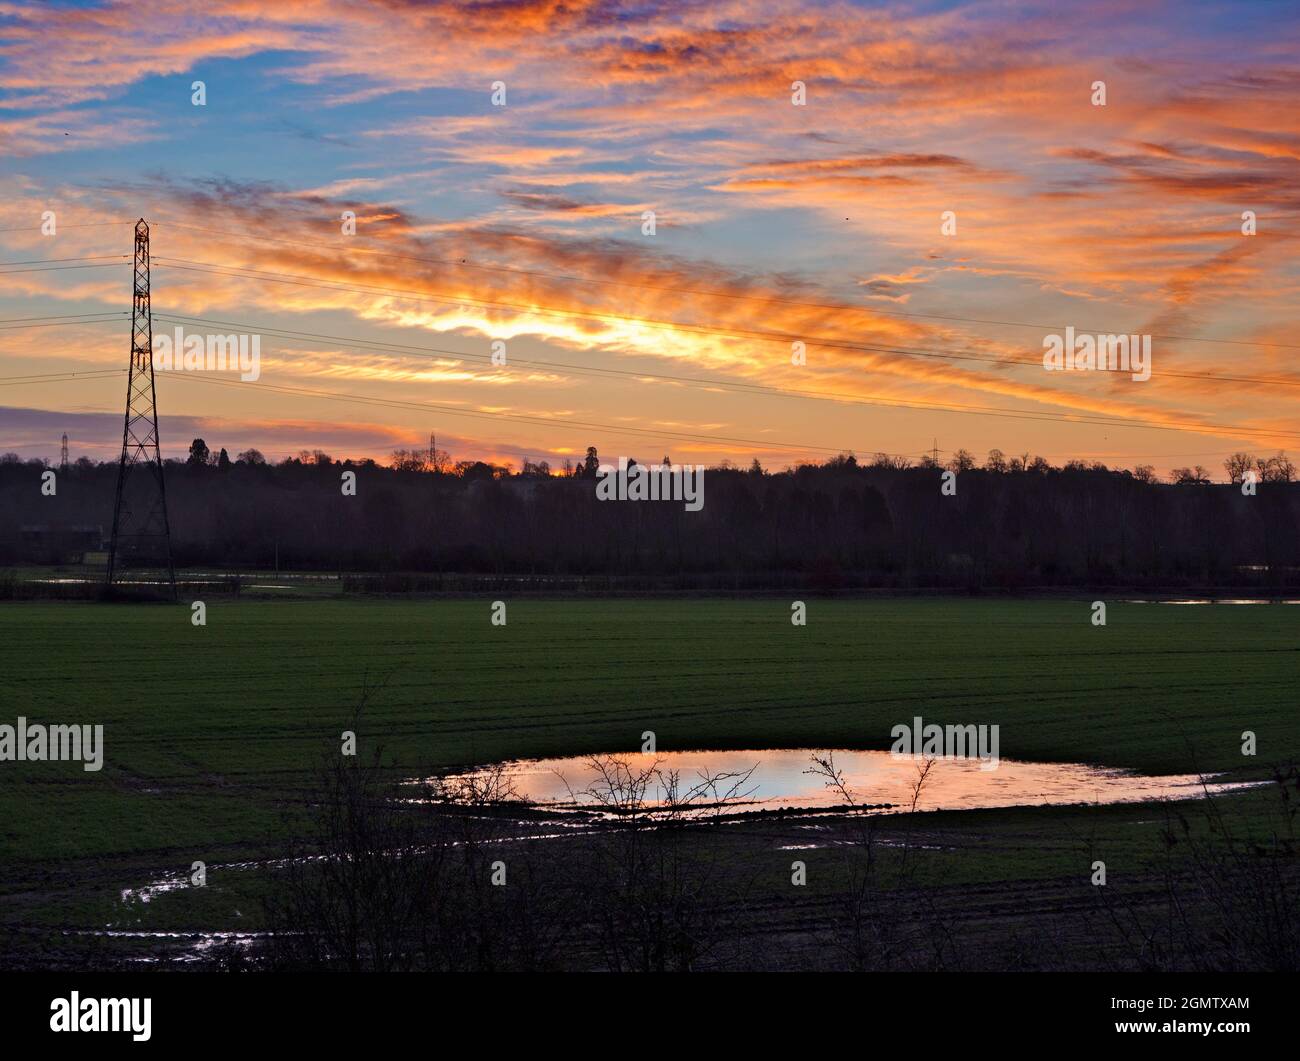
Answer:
xmin=1 ymin=595 xmax=1296 ymax=964
xmin=1 ymin=596 xmax=1296 ymax=868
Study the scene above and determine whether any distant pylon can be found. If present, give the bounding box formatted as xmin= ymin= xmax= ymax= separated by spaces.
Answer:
xmin=60 ymin=433 xmax=68 ymax=471
xmin=107 ymin=219 xmax=176 ymax=597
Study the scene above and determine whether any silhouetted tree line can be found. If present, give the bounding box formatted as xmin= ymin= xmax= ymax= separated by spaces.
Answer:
xmin=2 ymin=445 xmax=1298 ymax=590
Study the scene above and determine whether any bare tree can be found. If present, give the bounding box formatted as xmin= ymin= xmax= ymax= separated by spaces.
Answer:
xmin=1224 ymin=452 xmax=1256 ymax=484
xmin=948 ymin=449 xmax=976 ymax=473
xmin=1258 ymin=451 xmax=1296 ymax=483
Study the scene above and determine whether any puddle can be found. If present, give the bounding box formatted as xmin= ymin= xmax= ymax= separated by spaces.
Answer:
xmin=119 ymin=829 xmax=588 ymax=906
xmin=113 ymin=751 xmax=1262 ymax=932
xmin=1122 ymin=598 xmax=1299 ymax=605
xmin=437 ymin=748 xmax=1260 ymax=816
xmin=106 ymin=749 xmax=1262 ymax=957
xmin=71 ymin=929 xmax=274 ymax=965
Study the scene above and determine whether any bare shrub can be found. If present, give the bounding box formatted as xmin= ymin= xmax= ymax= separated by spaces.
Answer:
xmin=1090 ymin=766 xmax=1299 ymax=971
xmin=805 ymin=751 xmax=963 ymax=970
xmin=567 ymin=754 xmax=757 ymax=971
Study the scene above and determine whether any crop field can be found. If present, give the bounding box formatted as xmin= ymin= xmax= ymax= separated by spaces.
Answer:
xmin=2 ymin=597 xmax=1297 ymax=862
xmin=0 ymin=598 xmax=1294 ymax=863
xmin=1 ymin=596 xmax=1297 ymax=965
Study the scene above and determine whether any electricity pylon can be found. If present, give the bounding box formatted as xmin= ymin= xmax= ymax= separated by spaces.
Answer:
xmin=107 ymin=219 xmax=176 ymax=597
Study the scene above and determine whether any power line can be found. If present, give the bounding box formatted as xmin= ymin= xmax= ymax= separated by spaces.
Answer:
xmin=0 ymin=313 xmax=128 ymax=332
xmin=159 ymin=304 xmax=1300 ymax=400
xmin=0 ymin=311 xmax=130 ymax=325
xmin=0 ymin=369 xmax=124 ymax=386
xmin=162 ymin=372 xmax=860 ymax=456
xmin=0 ymin=306 xmax=1189 ymax=449
xmin=158 ymin=370 xmax=1300 ymax=462
xmin=2 ymin=299 xmax=1289 ymax=452
xmin=5 ymin=233 xmax=1290 ymax=459
xmin=149 ymin=257 xmax=1300 ymax=392
xmin=0 ymin=357 xmax=1252 ymax=463
xmin=149 ymin=216 xmax=1300 ymax=352
xmin=4 ymin=363 xmax=1276 ymax=462
xmin=0 ymin=254 xmax=128 ymax=267
xmin=0 ymin=220 xmax=134 ymax=233
xmin=148 ymin=309 xmax=1300 ymax=444
xmin=0 ymin=302 xmax=1281 ymax=451
xmin=0 ymin=262 xmax=130 ymax=276
xmin=153 ymin=312 xmax=1154 ymax=430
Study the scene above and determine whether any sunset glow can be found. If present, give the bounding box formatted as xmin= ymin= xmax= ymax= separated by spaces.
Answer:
xmin=2 ymin=0 xmax=1297 ymax=474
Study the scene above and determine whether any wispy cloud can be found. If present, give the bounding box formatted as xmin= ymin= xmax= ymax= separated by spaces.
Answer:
xmin=1 ymin=1 xmax=1297 ymax=468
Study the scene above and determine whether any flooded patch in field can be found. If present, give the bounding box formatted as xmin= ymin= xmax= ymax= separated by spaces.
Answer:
xmin=118 ymin=825 xmax=590 ymax=909
xmin=73 ymin=929 xmax=273 ymax=965
xmin=438 ymin=749 xmax=1259 ymax=817
xmin=1122 ymin=598 xmax=1298 ymax=605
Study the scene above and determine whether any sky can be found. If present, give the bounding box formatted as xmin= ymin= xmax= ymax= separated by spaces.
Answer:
xmin=0 ymin=0 xmax=1297 ymax=476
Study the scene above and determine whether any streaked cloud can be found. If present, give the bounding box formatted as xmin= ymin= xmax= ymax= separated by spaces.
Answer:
xmin=1 ymin=0 xmax=1297 ymax=470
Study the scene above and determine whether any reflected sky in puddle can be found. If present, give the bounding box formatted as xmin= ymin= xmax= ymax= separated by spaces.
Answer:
xmin=445 ymin=749 xmax=1259 ymax=815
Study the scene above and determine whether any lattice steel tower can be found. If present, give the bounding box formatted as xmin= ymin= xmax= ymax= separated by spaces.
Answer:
xmin=107 ymin=219 xmax=176 ymax=596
